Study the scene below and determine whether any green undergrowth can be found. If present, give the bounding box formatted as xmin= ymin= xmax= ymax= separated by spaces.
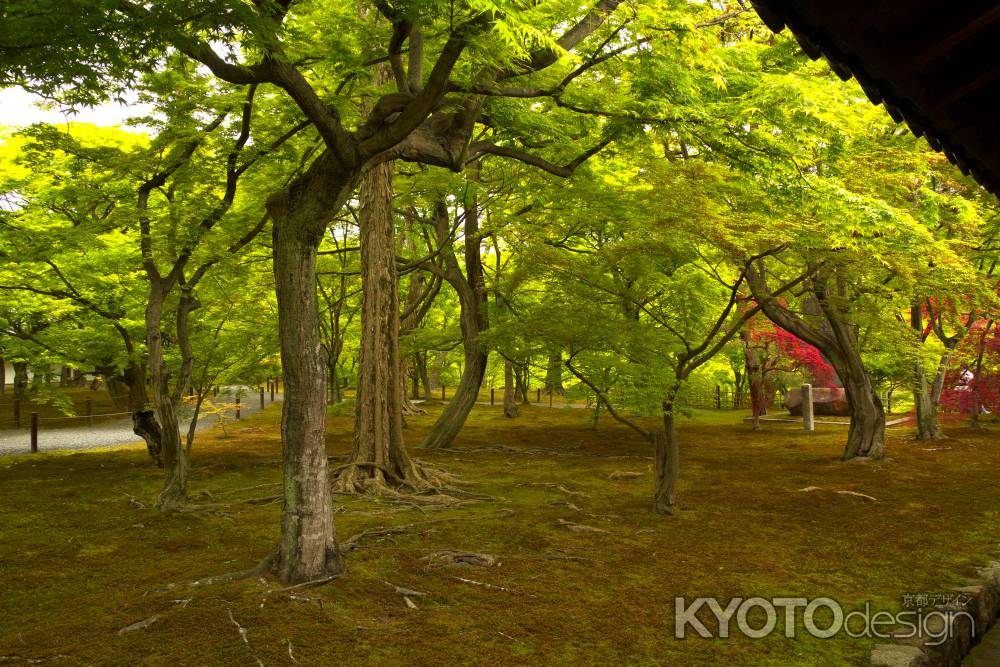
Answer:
xmin=1 ymin=403 xmax=998 ymax=665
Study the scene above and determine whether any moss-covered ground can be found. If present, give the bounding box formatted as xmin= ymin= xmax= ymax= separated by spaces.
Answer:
xmin=1 ymin=402 xmax=998 ymax=665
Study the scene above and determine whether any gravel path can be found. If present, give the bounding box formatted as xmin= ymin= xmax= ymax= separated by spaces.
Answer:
xmin=0 ymin=387 xmax=281 ymax=456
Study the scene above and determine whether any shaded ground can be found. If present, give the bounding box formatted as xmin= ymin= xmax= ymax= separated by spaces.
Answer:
xmin=0 ymin=403 xmax=997 ymax=665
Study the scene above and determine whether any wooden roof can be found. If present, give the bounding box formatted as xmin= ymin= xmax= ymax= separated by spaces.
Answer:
xmin=751 ymin=0 xmax=1000 ymax=196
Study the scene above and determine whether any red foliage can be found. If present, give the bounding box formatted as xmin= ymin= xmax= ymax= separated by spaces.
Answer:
xmin=751 ymin=324 xmax=838 ymax=388
xmin=939 ymin=321 xmax=1000 ymax=414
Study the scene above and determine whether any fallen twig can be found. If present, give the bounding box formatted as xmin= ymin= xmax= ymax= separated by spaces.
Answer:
xmin=557 ymin=518 xmax=609 ymax=534
xmin=452 ymin=576 xmax=510 ymax=592
xmin=117 ymin=614 xmax=159 ymax=635
xmin=796 ymin=486 xmax=878 ymax=502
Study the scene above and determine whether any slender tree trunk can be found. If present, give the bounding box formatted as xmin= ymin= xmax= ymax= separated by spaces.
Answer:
xmin=911 ymin=306 xmax=944 ymax=441
xmin=399 ymin=355 xmax=425 ymax=416
xmin=742 ymin=329 xmax=766 ymax=430
xmin=514 ymin=362 xmax=530 ymax=404
xmin=654 ymin=404 xmax=680 ymax=515
xmin=421 ymin=193 xmax=490 ymax=449
xmin=147 ymin=283 xmax=189 ymax=511
xmin=418 ymin=352 xmax=431 ymax=399
xmin=340 ymin=161 xmax=421 ymax=491
xmin=969 ymin=326 xmax=991 ymax=429
xmin=503 ymin=359 xmax=519 ymax=418
xmin=0 ymin=356 xmax=5 ymax=394
xmin=271 ymin=203 xmax=344 ymax=583
xmin=12 ymin=361 xmax=28 ymax=400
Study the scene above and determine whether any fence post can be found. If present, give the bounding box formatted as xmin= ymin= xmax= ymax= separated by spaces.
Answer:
xmin=270 ymin=381 xmax=275 ymax=402
xmin=14 ymin=398 xmax=21 ymax=429
xmin=236 ymin=396 xmax=241 ymax=420
xmin=802 ymin=383 xmax=814 ymax=432
xmin=86 ymin=398 xmax=93 ymax=427
xmin=490 ymin=387 xmax=495 ymax=405
xmin=260 ymin=387 xmax=265 ymax=410
xmin=30 ymin=412 xmax=38 ymax=452
xmin=441 ymin=385 xmax=446 ymax=401
xmin=715 ymin=385 xmax=721 ymax=410
xmin=536 ymin=388 xmax=541 ymax=403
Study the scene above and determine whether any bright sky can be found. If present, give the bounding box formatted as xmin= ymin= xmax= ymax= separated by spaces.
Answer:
xmin=0 ymin=87 xmax=152 ymax=133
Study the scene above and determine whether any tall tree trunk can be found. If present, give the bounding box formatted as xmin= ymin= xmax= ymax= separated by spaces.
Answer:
xmin=421 ymin=193 xmax=490 ymax=449
xmin=147 ymin=283 xmax=188 ymax=511
xmin=654 ymin=401 xmax=680 ymax=516
xmin=338 ymin=161 xmax=421 ymax=491
xmin=514 ymin=362 xmax=529 ymax=404
xmin=837 ymin=354 xmax=886 ymax=459
xmin=742 ymin=328 xmax=766 ymax=430
xmin=271 ymin=199 xmax=345 ymax=583
xmin=911 ymin=305 xmax=944 ymax=441
xmin=748 ymin=265 xmax=884 ymax=460
xmin=12 ymin=361 xmax=28 ymax=400
xmin=503 ymin=359 xmax=519 ymax=418
xmin=969 ymin=325 xmax=991 ymax=429
xmin=418 ymin=352 xmax=431 ymax=399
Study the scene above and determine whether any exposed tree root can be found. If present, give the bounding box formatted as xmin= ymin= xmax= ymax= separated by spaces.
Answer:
xmin=148 ymin=552 xmax=277 ymax=594
xmin=608 ymin=470 xmax=645 ymax=480
xmin=330 ymin=458 xmax=482 ymax=513
xmin=518 ymin=482 xmax=591 ymax=498
xmin=422 ymin=550 xmax=499 ymax=568
xmin=340 ymin=509 xmax=515 ymax=554
xmin=438 ymin=445 xmax=652 ymax=460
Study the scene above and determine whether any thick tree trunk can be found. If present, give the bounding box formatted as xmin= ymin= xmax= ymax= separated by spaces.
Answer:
xmin=913 ymin=364 xmax=943 ymax=441
xmin=339 ymin=161 xmax=421 ymax=491
xmin=503 ymin=359 xmax=519 ymax=418
xmin=748 ymin=266 xmax=884 ymax=460
xmin=545 ymin=352 xmax=564 ymax=395
xmin=272 ymin=205 xmax=344 ymax=583
xmin=830 ymin=348 xmax=885 ymax=460
xmin=121 ymin=359 xmax=163 ymax=467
